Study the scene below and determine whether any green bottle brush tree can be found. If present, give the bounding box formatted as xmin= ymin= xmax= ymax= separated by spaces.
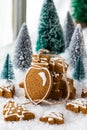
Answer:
xmin=71 ymin=0 xmax=87 ymax=27
xmin=36 ymin=0 xmax=65 ymax=54
xmin=1 ymin=54 xmax=15 ymax=81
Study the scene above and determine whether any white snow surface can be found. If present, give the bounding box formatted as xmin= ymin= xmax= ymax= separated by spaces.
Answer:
xmin=0 ymin=28 xmax=87 ymax=130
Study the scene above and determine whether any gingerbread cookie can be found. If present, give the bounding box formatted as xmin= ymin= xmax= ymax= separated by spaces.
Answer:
xmin=0 ymin=87 xmax=4 ymax=96
xmin=49 ymin=57 xmax=68 ymax=73
xmin=19 ymin=82 xmax=24 ymax=88
xmin=19 ymin=82 xmax=29 ymax=98
xmin=24 ymin=66 xmax=53 ymax=103
xmin=48 ymin=77 xmax=76 ymax=100
xmin=61 ymin=78 xmax=76 ymax=99
xmin=48 ymin=72 xmax=62 ymax=100
xmin=52 ymin=72 xmax=63 ymax=90
xmin=32 ymin=54 xmax=50 ymax=69
xmin=32 ymin=54 xmax=50 ymax=63
xmin=81 ymin=88 xmax=87 ymax=98
xmin=0 ymin=82 xmax=15 ymax=98
xmin=39 ymin=112 xmax=64 ymax=125
xmin=3 ymin=100 xmax=35 ymax=121
xmin=48 ymin=90 xmax=62 ymax=100
xmin=66 ymin=98 xmax=87 ymax=114
xmin=67 ymin=78 xmax=76 ymax=99
xmin=49 ymin=79 xmax=68 ymax=100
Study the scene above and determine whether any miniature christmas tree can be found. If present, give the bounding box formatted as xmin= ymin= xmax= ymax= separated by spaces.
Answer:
xmin=63 ymin=12 xmax=75 ymax=48
xmin=36 ymin=0 xmax=65 ymax=54
xmin=13 ymin=23 xmax=32 ymax=71
xmin=68 ymin=24 xmax=85 ymax=67
xmin=71 ymin=0 xmax=87 ymax=27
xmin=1 ymin=54 xmax=15 ymax=80
xmin=73 ymin=55 xmax=85 ymax=81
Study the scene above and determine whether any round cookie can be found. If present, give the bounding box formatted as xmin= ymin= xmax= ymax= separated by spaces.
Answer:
xmin=24 ymin=66 xmax=53 ymax=104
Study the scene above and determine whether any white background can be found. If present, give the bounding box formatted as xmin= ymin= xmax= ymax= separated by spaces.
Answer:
xmin=0 ymin=0 xmax=70 ymax=47
xmin=0 ymin=0 xmax=12 ymax=46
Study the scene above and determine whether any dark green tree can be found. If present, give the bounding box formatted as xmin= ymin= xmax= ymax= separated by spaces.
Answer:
xmin=1 ymin=54 xmax=15 ymax=80
xmin=36 ymin=0 xmax=65 ymax=54
xmin=71 ymin=0 xmax=87 ymax=24
xmin=73 ymin=55 xmax=85 ymax=81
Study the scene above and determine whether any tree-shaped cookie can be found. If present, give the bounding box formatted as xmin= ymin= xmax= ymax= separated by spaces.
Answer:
xmin=3 ymin=100 xmax=35 ymax=121
xmin=66 ymin=98 xmax=87 ymax=114
xmin=36 ymin=0 xmax=65 ymax=54
xmin=63 ymin=12 xmax=75 ymax=48
xmin=73 ymin=55 xmax=85 ymax=81
xmin=1 ymin=54 xmax=15 ymax=81
xmin=0 ymin=82 xmax=15 ymax=98
xmin=13 ymin=23 xmax=32 ymax=71
xmin=39 ymin=112 xmax=64 ymax=125
xmin=71 ymin=0 xmax=87 ymax=27
xmin=68 ymin=24 xmax=85 ymax=67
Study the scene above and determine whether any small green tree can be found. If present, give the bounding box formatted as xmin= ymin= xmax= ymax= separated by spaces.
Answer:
xmin=1 ymin=54 xmax=15 ymax=80
xmin=71 ymin=0 xmax=87 ymax=24
xmin=73 ymin=55 xmax=85 ymax=81
xmin=36 ymin=0 xmax=65 ymax=54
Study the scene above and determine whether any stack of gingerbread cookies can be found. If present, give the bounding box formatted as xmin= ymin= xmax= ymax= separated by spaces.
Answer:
xmin=19 ymin=50 xmax=76 ymax=103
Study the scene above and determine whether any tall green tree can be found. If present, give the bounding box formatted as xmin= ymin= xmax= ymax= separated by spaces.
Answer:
xmin=1 ymin=54 xmax=15 ymax=80
xmin=71 ymin=0 xmax=87 ymax=24
xmin=36 ymin=0 xmax=65 ymax=54
xmin=73 ymin=55 xmax=85 ymax=81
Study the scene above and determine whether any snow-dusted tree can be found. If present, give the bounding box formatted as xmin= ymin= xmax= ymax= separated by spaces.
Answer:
xmin=36 ymin=0 xmax=65 ymax=54
xmin=1 ymin=54 xmax=15 ymax=80
xmin=68 ymin=24 xmax=85 ymax=67
xmin=13 ymin=23 xmax=32 ymax=71
xmin=73 ymin=55 xmax=85 ymax=81
xmin=63 ymin=12 xmax=75 ymax=48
